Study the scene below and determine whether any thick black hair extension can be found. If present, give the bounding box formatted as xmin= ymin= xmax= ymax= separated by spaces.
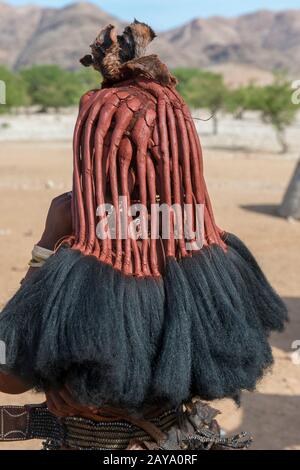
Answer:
xmin=0 ymin=233 xmax=287 ymax=411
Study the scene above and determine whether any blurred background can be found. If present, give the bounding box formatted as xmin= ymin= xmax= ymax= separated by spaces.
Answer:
xmin=0 ymin=0 xmax=299 ymax=450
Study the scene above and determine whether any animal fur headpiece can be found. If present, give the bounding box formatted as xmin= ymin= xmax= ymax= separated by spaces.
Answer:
xmin=80 ymin=20 xmax=177 ymax=87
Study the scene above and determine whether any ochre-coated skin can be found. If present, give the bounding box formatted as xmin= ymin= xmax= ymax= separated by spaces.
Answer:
xmin=66 ymin=77 xmax=227 ymax=278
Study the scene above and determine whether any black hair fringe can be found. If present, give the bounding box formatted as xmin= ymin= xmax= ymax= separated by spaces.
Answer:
xmin=0 ymin=233 xmax=288 ymax=410
xmin=224 ymin=233 xmax=288 ymax=333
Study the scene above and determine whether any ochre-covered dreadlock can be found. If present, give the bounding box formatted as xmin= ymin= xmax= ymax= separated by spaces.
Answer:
xmin=0 ymin=21 xmax=288 ymax=413
xmin=68 ymin=77 xmax=226 ymax=277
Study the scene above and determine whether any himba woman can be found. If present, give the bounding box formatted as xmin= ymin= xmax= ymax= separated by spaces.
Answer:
xmin=0 ymin=21 xmax=287 ymax=450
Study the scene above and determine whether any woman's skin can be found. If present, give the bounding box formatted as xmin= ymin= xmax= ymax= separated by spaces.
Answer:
xmin=0 ymin=192 xmax=97 ymax=416
xmin=0 ymin=372 xmax=31 ymax=395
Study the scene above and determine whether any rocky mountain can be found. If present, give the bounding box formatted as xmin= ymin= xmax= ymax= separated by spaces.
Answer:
xmin=160 ymin=10 xmax=300 ymax=74
xmin=0 ymin=2 xmax=299 ymax=79
xmin=0 ymin=2 xmax=125 ymax=70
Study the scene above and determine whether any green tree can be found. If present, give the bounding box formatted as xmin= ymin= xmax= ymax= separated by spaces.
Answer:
xmin=75 ymin=68 xmax=101 ymax=92
xmin=174 ymin=69 xmax=227 ymax=135
xmin=21 ymin=65 xmax=86 ymax=109
xmin=258 ymin=76 xmax=298 ymax=153
xmin=0 ymin=66 xmax=29 ymax=113
xmin=172 ymin=68 xmax=199 ymax=102
xmin=225 ymin=84 xmax=264 ymax=119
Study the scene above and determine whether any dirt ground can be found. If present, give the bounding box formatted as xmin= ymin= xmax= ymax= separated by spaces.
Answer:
xmin=0 ymin=137 xmax=299 ymax=450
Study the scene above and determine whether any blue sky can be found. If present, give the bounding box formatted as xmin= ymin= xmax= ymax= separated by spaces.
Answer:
xmin=5 ymin=0 xmax=300 ymax=30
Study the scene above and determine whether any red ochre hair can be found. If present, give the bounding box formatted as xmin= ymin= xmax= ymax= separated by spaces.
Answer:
xmin=67 ymin=77 xmax=226 ymax=278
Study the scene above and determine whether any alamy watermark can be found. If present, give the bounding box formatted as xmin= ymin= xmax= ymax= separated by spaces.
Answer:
xmin=291 ymin=80 xmax=300 ymax=105
xmin=95 ymin=198 xmax=205 ymax=250
xmin=291 ymin=340 xmax=300 ymax=366
xmin=0 ymin=80 xmax=6 ymax=105
xmin=0 ymin=340 xmax=6 ymax=365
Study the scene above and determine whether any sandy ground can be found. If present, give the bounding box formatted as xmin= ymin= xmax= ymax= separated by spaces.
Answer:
xmin=0 ymin=118 xmax=299 ymax=449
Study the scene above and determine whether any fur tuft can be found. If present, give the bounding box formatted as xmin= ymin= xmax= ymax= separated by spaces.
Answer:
xmin=0 ymin=248 xmax=164 ymax=409
xmin=152 ymin=257 xmax=192 ymax=405
xmin=224 ymin=233 xmax=288 ymax=333
xmin=180 ymin=246 xmax=275 ymax=402
xmin=80 ymin=21 xmax=162 ymax=84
